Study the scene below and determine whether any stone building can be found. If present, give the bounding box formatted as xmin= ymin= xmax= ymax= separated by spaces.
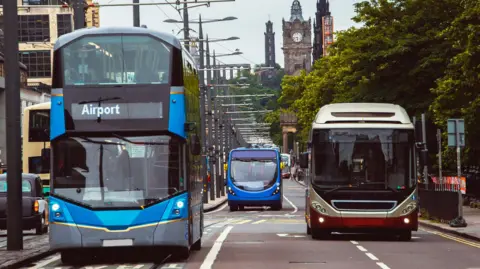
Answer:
xmin=281 ymin=0 xmax=312 ymax=76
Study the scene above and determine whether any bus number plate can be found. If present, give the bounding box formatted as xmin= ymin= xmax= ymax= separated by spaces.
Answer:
xmin=102 ymin=239 xmax=133 ymax=247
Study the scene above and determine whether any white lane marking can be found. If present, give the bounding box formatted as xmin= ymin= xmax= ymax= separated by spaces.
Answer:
xmin=357 ymin=245 xmax=367 ymax=252
xmin=365 ymin=253 xmax=379 ymax=261
xmin=235 ymin=220 xmax=252 ymax=224
xmin=205 ymin=202 xmax=228 ymax=214
xmin=199 ymin=225 xmax=234 ymax=269
xmin=29 ymin=255 xmax=61 ymax=269
xmin=376 ymin=262 xmax=391 ymax=269
xmin=283 ymin=195 xmax=298 ymax=215
xmin=252 ymin=220 xmax=266 ymax=224
xmin=350 ymin=240 xmax=358 ymax=244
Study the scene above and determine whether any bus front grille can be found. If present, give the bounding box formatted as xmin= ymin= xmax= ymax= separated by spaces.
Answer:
xmin=331 ymin=200 xmax=397 ymax=211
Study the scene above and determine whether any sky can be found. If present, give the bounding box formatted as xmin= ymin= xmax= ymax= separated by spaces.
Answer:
xmin=99 ymin=0 xmax=363 ymax=67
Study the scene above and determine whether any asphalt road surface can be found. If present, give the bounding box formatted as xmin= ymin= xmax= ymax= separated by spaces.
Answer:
xmin=23 ymin=179 xmax=480 ymax=269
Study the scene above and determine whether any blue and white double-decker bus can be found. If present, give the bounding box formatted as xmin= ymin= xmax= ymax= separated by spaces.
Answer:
xmin=226 ymin=148 xmax=284 ymax=211
xmin=44 ymin=27 xmax=203 ymax=264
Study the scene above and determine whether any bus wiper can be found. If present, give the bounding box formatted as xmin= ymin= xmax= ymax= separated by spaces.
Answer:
xmin=358 ymin=182 xmax=398 ymax=193
xmin=324 ymin=186 xmax=353 ymax=194
xmin=78 ymin=96 xmax=123 ymax=105
xmin=79 ymin=136 xmax=124 ymax=145
xmin=112 ymin=134 xmax=169 ymax=145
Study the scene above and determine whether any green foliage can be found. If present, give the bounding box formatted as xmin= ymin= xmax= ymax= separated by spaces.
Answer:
xmin=272 ymin=0 xmax=480 ymax=168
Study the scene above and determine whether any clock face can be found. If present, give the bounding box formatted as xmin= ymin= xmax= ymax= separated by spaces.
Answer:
xmin=292 ymin=32 xmax=303 ymax=42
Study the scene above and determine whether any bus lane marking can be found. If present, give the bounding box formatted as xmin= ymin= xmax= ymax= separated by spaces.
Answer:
xmin=282 ymin=195 xmax=298 ymax=215
xmin=349 ymin=241 xmax=392 ymax=269
xmin=199 ymin=225 xmax=234 ymax=269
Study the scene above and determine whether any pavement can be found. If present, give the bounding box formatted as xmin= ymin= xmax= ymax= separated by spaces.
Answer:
xmin=3 ymin=181 xmax=480 ymax=269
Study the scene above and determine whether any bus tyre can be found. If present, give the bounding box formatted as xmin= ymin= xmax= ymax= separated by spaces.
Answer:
xmin=272 ymin=204 xmax=282 ymax=211
xmin=61 ymin=250 xmax=82 ymax=265
xmin=398 ymin=231 xmax=412 ymax=241
xmin=192 ymin=238 xmax=201 ymax=251
xmin=311 ymin=228 xmax=330 ymax=240
xmin=173 ymin=247 xmax=190 ymax=261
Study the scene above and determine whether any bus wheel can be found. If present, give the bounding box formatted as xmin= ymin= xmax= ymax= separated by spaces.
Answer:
xmin=398 ymin=231 xmax=412 ymax=241
xmin=173 ymin=247 xmax=190 ymax=261
xmin=192 ymin=238 xmax=201 ymax=251
xmin=230 ymin=206 xmax=238 ymax=211
xmin=61 ymin=250 xmax=83 ymax=265
xmin=271 ymin=204 xmax=282 ymax=211
xmin=311 ymin=228 xmax=330 ymax=240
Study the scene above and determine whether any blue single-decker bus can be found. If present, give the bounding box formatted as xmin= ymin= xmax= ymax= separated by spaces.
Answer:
xmin=226 ymin=148 xmax=283 ymax=211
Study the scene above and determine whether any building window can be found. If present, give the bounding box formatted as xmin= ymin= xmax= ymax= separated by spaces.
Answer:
xmin=18 ymin=15 xmax=50 ymax=42
xmin=57 ymin=14 xmax=72 ymax=37
xmin=19 ymin=51 xmax=52 ymax=78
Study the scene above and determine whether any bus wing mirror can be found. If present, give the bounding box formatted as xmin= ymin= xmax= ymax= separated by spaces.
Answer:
xmin=299 ymin=153 xmax=308 ymax=169
xmin=41 ymin=148 xmax=51 ymax=170
xmin=190 ymin=134 xmax=201 ymax=155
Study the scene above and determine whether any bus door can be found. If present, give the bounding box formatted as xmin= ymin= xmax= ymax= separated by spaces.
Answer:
xmin=183 ymin=143 xmax=193 ymax=246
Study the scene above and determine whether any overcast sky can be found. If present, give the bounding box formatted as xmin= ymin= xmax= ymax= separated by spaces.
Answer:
xmin=99 ymin=0 xmax=362 ymax=67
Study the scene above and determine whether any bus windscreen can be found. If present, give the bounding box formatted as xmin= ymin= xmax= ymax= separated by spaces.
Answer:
xmin=231 ymin=150 xmax=276 ymax=159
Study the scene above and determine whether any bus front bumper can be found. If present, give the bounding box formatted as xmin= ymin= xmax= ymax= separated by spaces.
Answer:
xmin=308 ymin=207 xmax=418 ymax=232
xmin=228 ymin=192 xmax=281 ymax=207
xmin=49 ymin=219 xmax=189 ymax=250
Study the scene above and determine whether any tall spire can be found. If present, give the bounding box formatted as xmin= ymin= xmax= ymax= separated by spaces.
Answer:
xmin=289 ymin=0 xmax=304 ymax=22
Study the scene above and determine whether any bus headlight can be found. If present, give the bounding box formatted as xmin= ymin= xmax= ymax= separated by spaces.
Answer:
xmin=401 ymin=202 xmax=417 ymax=216
xmin=228 ymin=186 xmax=235 ymax=195
xmin=272 ymin=186 xmax=280 ymax=195
xmin=51 ymin=203 xmax=60 ymax=212
xmin=311 ymin=201 xmax=328 ymax=215
xmin=176 ymin=201 xmax=185 ymax=208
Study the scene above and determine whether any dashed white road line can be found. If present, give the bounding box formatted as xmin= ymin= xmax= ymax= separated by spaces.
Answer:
xmin=357 ymin=245 xmax=367 ymax=252
xmin=349 ymin=241 xmax=390 ymax=269
xmin=199 ymin=225 xmax=234 ymax=269
xmin=376 ymin=262 xmax=391 ymax=269
xmin=282 ymin=194 xmax=298 ymax=215
xmin=365 ymin=253 xmax=379 ymax=261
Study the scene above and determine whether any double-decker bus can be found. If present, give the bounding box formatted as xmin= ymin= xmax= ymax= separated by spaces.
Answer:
xmin=45 ymin=27 xmax=203 ymax=264
xmin=22 ymin=102 xmax=51 ymax=195
xmin=226 ymin=148 xmax=284 ymax=211
xmin=300 ymin=103 xmax=420 ymax=241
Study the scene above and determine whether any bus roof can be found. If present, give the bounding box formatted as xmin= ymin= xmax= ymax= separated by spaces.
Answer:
xmin=54 ymin=26 xmax=182 ymax=51
xmin=313 ymin=103 xmax=413 ymax=129
xmin=23 ymin=102 xmax=50 ymax=111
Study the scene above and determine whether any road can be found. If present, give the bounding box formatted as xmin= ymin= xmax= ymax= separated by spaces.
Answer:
xmin=24 ymin=179 xmax=480 ymax=269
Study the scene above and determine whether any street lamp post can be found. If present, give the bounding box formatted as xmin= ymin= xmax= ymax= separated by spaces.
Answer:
xmin=4 ymin=0 xmax=23 ymax=250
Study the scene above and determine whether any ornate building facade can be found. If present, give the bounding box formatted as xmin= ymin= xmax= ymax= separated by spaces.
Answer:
xmin=281 ymin=0 xmax=312 ymax=76
xmin=312 ymin=0 xmax=334 ymax=63
xmin=264 ymin=20 xmax=276 ymax=68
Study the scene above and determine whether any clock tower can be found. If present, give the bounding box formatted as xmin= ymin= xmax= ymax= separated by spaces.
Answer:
xmin=282 ymin=0 xmax=312 ymax=75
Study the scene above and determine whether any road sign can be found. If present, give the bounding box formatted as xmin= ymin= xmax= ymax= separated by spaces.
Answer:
xmin=447 ymin=119 xmax=465 ymax=148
